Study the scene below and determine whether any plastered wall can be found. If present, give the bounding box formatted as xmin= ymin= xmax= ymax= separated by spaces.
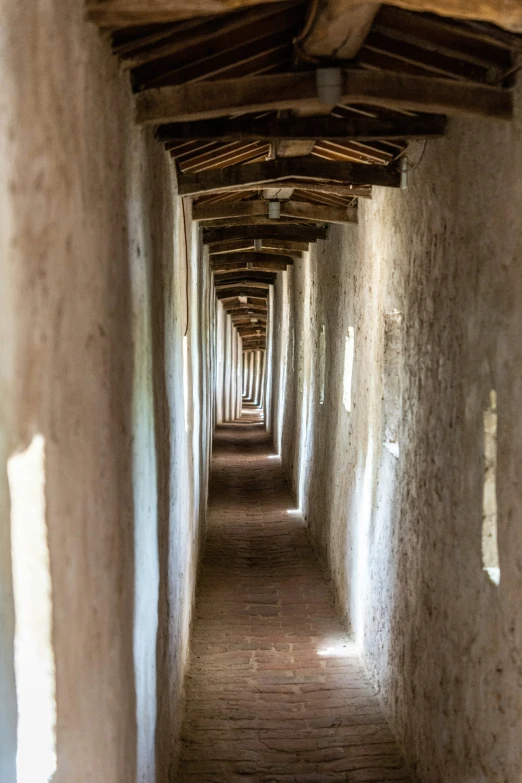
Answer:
xmin=0 ymin=2 xmax=210 ymax=781
xmin=272 ymin=81 xmax=522 ymax=782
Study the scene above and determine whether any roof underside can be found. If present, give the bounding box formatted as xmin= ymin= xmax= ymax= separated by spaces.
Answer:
xmin=94 ymin=0 xmax=522 ymax=348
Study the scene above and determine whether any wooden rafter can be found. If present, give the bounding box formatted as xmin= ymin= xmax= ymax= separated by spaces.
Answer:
xmin=194 ymin=198 xmax=357 ymax=224
xmin=136 ymin=70 xmax=512 ymax=124
xmin=157 ymin=113 xmax=447 ymax=142
xmin=179 ymin=157 xmax=400 ymax=196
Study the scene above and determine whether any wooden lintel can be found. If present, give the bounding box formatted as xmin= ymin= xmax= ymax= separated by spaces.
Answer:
xmin=137 ymin=70 xmax=512 ymax=126
xmin=195 ymin=199 xmax=358 ymax=225
xmin=158 ymin=114 xmax=447 ymax=143
xmin=181 ymin=157 xmax=399 ymax=196
xmin=204 ymin=224 xmax=329 ymax=245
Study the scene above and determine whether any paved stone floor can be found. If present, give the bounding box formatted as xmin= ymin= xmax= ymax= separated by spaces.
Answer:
xmin=178 ymin=420 xmax=412 ymax=783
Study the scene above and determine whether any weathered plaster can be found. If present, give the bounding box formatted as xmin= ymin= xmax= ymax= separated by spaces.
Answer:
xmin=0 ymin=2 xmax=211 ymax=781
xmin=275 ymin=79 xmax=522 ymax=783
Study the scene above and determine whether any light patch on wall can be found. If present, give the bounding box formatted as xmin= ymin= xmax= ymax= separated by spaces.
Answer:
xmin=343 ymin=327 xmax=355 ymax=412
xmin=482 ymin=390 xmax=500 ymax=585
xmin=383 ymin=310 xmax=402 ymax=458
xmin=183 ymin=334 xmax=190 ymax=433
xmin=8 ymin=435 xmax=57 ymax=783
xmin=319 ymin=325 xmax=326 ymax=405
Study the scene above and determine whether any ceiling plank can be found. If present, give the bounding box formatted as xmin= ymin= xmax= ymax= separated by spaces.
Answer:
xmin=88 ymin=0 xmax=522 ymax=32
xmin=137 ymin=70 xmax=512 ymax=125
xmin=203 ymin=224 xmax=329 ymax=244
xmin=179 ymin=157 xmax=400 ymax=196
xmin=157 ymin=113 xmax=447 ymax=142
xmin=195 ymin=198 xmax=358 ymax=224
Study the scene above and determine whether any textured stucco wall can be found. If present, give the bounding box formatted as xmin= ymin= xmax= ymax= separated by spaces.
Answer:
xmin=0 ymin=2 xmax=209 ymax=782
xmin=357 ymin=84 xmax=522 ymax=782
xmin=281 ymin=83 xmax=522 ymax=783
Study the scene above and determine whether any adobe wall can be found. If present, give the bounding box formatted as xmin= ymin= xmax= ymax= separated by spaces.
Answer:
xmin=0 ymin=1 xmax=209 ymax=781
xmin=288 ymin=81 xmax=522 ymax=782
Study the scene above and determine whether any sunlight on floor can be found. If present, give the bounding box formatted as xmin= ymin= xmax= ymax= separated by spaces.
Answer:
xmin=317 ymin=640 xmax=360 ymax=658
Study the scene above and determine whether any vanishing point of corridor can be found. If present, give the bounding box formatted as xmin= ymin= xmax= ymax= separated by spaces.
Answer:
xmin=179 ymin=419 xmax=411 ymax=782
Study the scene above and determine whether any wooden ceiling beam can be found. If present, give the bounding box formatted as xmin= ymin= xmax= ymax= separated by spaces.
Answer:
xmin=226 ymin=307 xmax=268 ymax=315
xmin=216 ymin=286 xmax=269 ymax=298
xmin=214 ymin=271 xmax=277 ymax=282
xmin=203 ymin=223 xmax=329 ymax=244
xmin=231 ymin=314 xmax=267 ymax=320
xmin=137 ymin=70 xmax=512 ymax=125
xmin=210 ymin=251 xmax=295 ymax=265
xmin=238 ymin=330 xmax=267 ymax=338
xmin=215 ymin=277 xmax=275 ymax=286
xmin=195 ymin=198 xmax=358 ymax=224
xmin=212 ymin=263 xmax=289 ymax=272
xmin=200 ymin=216 xmax=303 ymax=227
xmin=230 ymin=309 xmax=267 ymax=316
xmin=208 ymin=239 xmax=308 ymax=253
xmin=87 ymin=1 xmax=522 ymax=33
xmin=179 ymin=157 xmax=400 ymax=196
xmin=157 ymin=113 xmax=447 ymax=142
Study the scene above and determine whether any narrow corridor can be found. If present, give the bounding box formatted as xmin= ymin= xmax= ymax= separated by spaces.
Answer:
xmin=178 ymin=422 xmax=411 ymax=782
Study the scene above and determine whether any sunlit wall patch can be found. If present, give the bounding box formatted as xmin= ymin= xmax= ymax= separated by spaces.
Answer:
xmin=482 ymin=390 xmax=500 ymax=586
xmin=343 ymin=327 xmax=355 ymax=413
xmin=8 ymin=435 xmax=57 ymax=783
xmin=319 ymin=325 xmax=326 ymax=405
xmin=383 ymin=310 xmax=402 ymax=459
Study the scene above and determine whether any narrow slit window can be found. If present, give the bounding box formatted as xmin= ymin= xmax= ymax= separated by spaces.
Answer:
xmin=482 ymin=390 xmax=500 ymax=585
xmin=319 ymin=325 xmax=326 ymax=405
xmin=183 ymin=334 xmax=190 ymax=433
xmin=8 ymin=434 xmax=57 ymax=783
xmin=383 ymin=310 xmax=402 ymax=458
xmin=343 ymin=327 xmax=355 ymax=413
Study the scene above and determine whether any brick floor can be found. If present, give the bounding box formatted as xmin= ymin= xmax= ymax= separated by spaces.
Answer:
xmin=178 ymin=422 xmax=412 ymax=783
